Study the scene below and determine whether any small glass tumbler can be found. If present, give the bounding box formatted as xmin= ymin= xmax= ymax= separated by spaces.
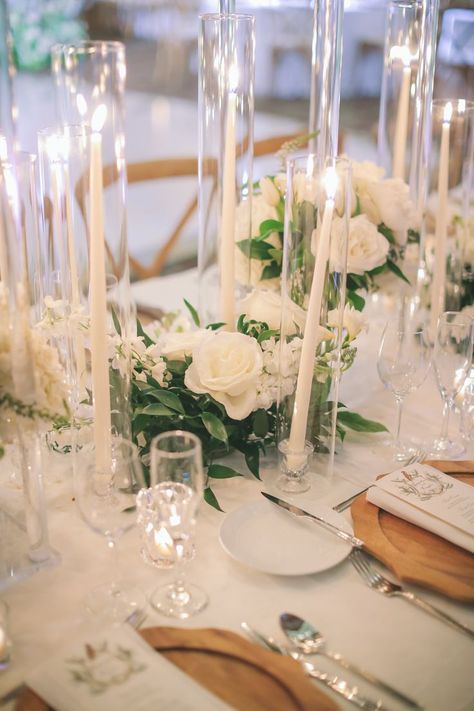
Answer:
xmin=0 ymin=600 xmax=11 ymax=670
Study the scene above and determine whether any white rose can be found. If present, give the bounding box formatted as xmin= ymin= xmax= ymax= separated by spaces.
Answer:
xmin=238 ymin=289 xmax=282 ymax=330
xmin=351 ymin=160 xmax=385 ymax=224
xmin=343 ymin=214 xmax=389 ymax=276
xmin=260 ymin=176 xmax=281 ymax=207
xmin=184 ymin=332 xmax=263 ymax=420
xmin=235 ymin=195 xmax=281 ymax=289
xmin=328 ymin=304 xmax=366 ymax=340
xmin=368 ymin=178 xmax=417 ymax=245
xmin=159 ymin=328 xmax=211 ymax=361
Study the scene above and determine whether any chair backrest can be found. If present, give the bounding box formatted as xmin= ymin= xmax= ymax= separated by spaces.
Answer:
xmin=77 ymin=131 xmax=344 ymax=280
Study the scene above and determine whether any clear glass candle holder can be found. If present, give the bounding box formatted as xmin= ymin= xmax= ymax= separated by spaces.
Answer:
xmin=198 ymin=13 xmax=255 ymax=327
xmin=422 ymin=100 xmax=474 ymax=339
xmin=277 ymin=155 xmax=351 ymax=492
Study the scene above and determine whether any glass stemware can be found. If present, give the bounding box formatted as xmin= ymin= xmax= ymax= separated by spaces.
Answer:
xmin=138 ymin=430 xmax=208 ymax=619
xmin=377 ymin=322 xmax=431 ymax=463
xmin=429 ymin=312 xmax=474 ymax=459
xmin=74 ymin=437 xmax=146 ymax=622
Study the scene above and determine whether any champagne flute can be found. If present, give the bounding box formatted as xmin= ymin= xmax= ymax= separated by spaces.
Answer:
xmin=74 ymin=436 xmax=146 ymax=621
xmin=139 ymin=430 xmax=208 ymax=619
xmin=377 ymin=322 xmax=431 ymax=463
xmin=429 ymin=312 xmax=473 ymax=458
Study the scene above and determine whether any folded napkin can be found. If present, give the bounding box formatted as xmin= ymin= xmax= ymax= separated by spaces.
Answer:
xmin=367 ymin=464 xmax=474 ymax=554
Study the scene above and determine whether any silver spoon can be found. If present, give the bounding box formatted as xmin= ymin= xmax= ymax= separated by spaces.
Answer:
xmin=280 ymin=613 xmax=423 ymax=710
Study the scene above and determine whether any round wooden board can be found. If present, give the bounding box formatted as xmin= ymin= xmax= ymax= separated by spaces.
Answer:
xmin=16 ymin=626 xmax=338 ymax=711
xmin=351 ymin=460 xmax=474 ymax=602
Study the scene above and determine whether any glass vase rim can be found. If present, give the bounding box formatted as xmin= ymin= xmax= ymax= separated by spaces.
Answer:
xmin=151 ymin=430 xmax=202 ymax=458
xmin=51 ymin=40 xmax=125 ymax=58
xmin=38 ymin=124 xmax=91 ymax=139
xmin=285 ymin=152 xmax=351 ymax=168
xmin=388 ymin=0 xmax=422 ymax=9
xmin=431 ymin=99 xmax=474 ymax=114
xmin=200 ymin=12 xmax=255 ymax=23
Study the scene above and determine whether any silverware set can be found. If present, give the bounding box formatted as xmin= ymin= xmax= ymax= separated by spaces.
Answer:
xmin=241 ymin=620 xmax=416 ymax=710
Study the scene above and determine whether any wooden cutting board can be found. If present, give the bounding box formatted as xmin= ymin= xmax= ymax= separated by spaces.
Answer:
xmin=16 ymin=627 xmax=338 ymax=711
xmin=351 ymin=460 xmax=474 ymax=602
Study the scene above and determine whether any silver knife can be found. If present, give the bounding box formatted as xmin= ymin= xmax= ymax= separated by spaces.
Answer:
xmin=262 ymin=491 xmax=365 ymax=548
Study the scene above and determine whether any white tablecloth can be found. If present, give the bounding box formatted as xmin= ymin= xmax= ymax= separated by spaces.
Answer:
xmin=1 ymin=272 xmax=474 ymax=711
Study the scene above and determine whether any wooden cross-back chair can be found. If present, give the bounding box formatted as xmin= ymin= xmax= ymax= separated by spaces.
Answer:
xmin=74 ymin=132 xmax=300 ymax=281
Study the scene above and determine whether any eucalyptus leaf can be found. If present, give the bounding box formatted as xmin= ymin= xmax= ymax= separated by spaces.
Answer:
xmin=208 ymin=464 xmax=242 ymax=479
xmin=149 ymin=390 xmax=185 ymax=414
xmin=136 ymin=319 xmax=154 ymax=348
xmin=140 ymin=402 xmax=176 ymax=417
xmin=204 ymin=486 xmax=224 ymax=512
xmin=337 ymin=410 xmax=388 ymax=433
xmin=201 ymin=412 xmax=228 ymax=444
xmin=387 ymin=259 xmax=410 ymax=285
xmin=184 ymin=299 xmax=200 ymax=326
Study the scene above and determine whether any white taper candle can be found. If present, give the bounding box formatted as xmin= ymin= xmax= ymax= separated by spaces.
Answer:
xmin=288 ymin=169 xmax=338 ymax=466
xmin=220 ymin=89 xmax=237 ymax=330
xmin=429 ymin=102 xmax=452 ymax=339
xmin=89 ymin=105 xmax=112 ymax=471
xmin=393 ymin=49 xmax=412 ymax=180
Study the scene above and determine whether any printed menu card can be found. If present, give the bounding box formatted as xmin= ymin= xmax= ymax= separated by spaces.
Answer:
xmin=367 ymin=463 xmax=474 ymax=553
xmin=25 ymin=623 xmax=231 ymax=711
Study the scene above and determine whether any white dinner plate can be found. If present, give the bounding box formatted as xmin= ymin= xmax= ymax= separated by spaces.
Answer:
xmin=219 ymin=498 xmax=353 ymax=576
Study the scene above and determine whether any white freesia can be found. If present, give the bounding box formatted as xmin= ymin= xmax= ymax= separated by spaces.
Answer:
xmin=184 ymin=331 xmax=263 ymax=420
xmin=260 ymin=176 xmax=281 ymax=207
xmin=327 ymin=304 xmax=366 ymax=340
xmin=159 ymin=328 xmax=211 ymax=361
xmin=368 ymin=178 xmax=417 ymax=245
xmin=335 ymin=214 xmax=389 ymax=276
xmin=235 ymin=194 xmax=280 ymax=289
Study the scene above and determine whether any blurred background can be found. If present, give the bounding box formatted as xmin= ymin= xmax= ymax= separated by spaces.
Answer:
xmin=8 ymin=0 xmax=474 ymax=277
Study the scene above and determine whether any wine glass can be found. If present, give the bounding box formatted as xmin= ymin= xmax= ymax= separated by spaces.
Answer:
xmin=377 ymin=322 xmax=431 ymax=463
xmin=74 ymin=436 xmax=146 ymax=622
xmin=138 ymin=430 xmax=207 ymax=619
xmin=429 ymin=312 xmax=473 ymax=458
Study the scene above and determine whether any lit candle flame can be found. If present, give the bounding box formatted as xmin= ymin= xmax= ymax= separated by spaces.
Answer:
xmin=443 ymin=102 xmax=453 ymax=124
xmin=323 ymin=167 xmax=338 ymax=202
xmin=91 ymin=104 xmax=107 ymax=133
xmin=154 ymin=525 xmax=174 ymax=556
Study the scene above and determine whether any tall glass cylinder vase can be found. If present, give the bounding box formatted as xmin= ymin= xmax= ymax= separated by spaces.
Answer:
xmin=198 ymin=13 xmax=255 ymax=328
xmin=51 ymin=43 xmax=133 ymax=445
xmin=308 ymin=0 xmax=344 ymax=163
xmin=424 ymin=100 xmax=474 ymax=339
xmin=0 ymin=159 xmax=59 ymax=570
xmin=277 ymin=155 xmax=350 ymax=494
xmin=378 ymin=0 xmax=422 ymax=182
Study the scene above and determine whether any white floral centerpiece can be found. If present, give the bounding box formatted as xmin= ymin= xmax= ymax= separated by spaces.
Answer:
xmin=109 ymin=297 xmax=385 ymax=510
xmin=235 ymin=156 xmax=419 ymax=314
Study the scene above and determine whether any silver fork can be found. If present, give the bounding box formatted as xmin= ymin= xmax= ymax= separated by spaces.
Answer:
xmin=241 ymin=622 xmax=389 ymax=711
xmin=350 ymin=549 xmax=474 ymax=639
